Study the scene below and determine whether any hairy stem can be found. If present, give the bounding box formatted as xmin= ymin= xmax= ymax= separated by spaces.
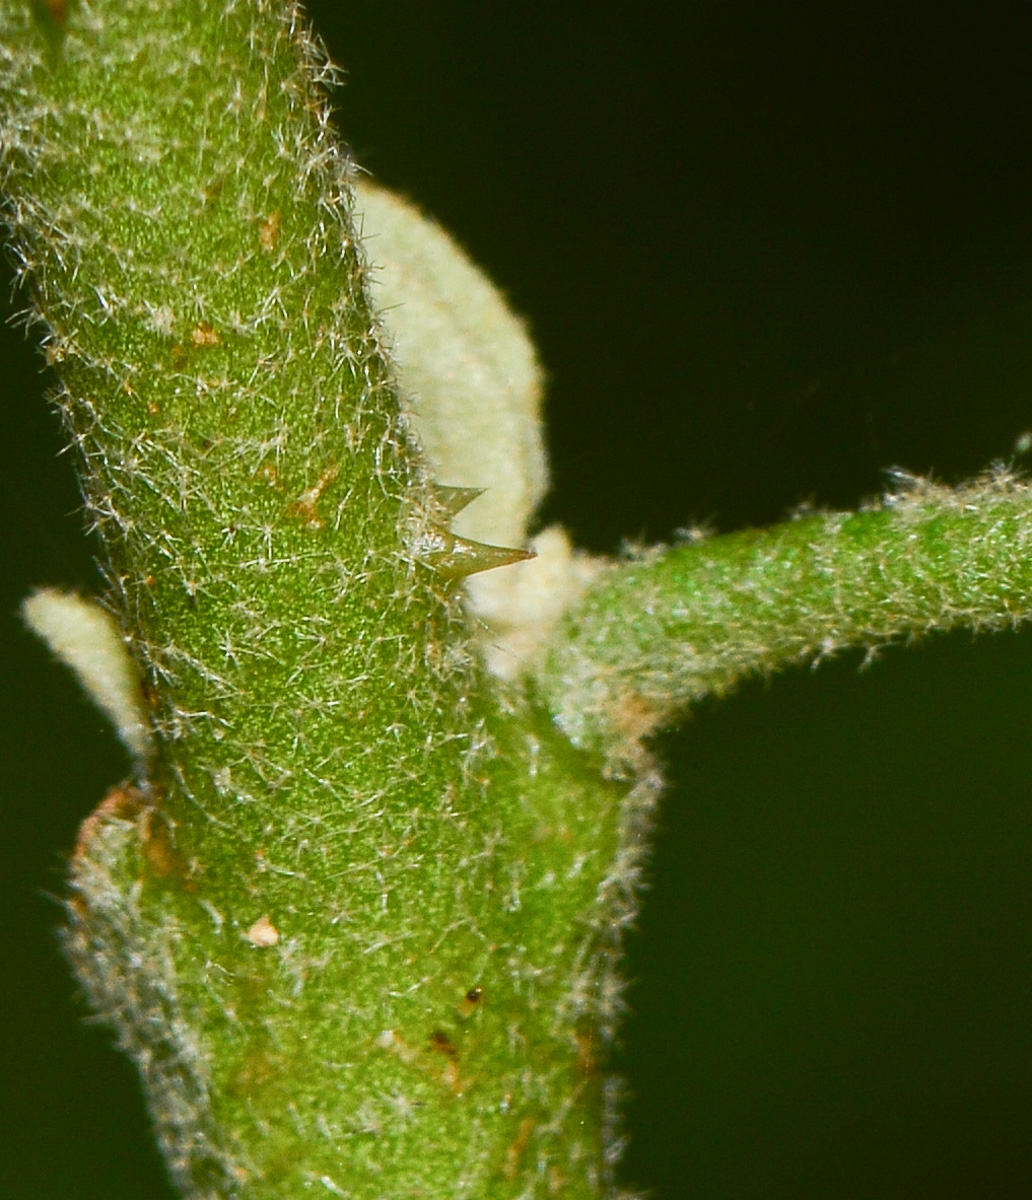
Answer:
xmin=539 ymin=471 xmax=1032 ymax=766
xmin=6 ymin=2 xmax=1032 ymax=1199
xmin=1 ymin=3 xmax=636 ymax=1196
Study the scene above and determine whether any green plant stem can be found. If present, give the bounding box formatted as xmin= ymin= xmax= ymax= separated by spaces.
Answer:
xmin=7 ymin=3 xmax=1032 ymax=1199
xmin=539 ymin=471 xmax=1032 ymax=766
xmin=0 ymin=3 xmax=633 ymax=1196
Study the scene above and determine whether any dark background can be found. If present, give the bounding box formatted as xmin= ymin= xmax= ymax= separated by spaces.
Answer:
xmin=4 ymin=2 xmax=1032 ymax=1196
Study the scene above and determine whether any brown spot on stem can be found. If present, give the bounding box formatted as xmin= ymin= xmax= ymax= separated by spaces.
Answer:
xmin=244 ymin=915 xmax=280 ymax=948
xmin=612 ymin=688 xmax=664 ymax=762
xmin=72 ymin=784 xmax=146 ymax=863
xmin=429 ymin=1029 xmax=457 ymax=1058
xmin=503 ymin=1118 xmax=536 ymax=1180
xmin=190 ymin=322 xmax=220 ymax=348
xmin=289 ymin=465 xmax=340 ymax=530
xmin=459 ymin=985 xmax=484 ymax=1018
xmin=139 ymin=807 xmax=186 ymax=881
xmin=259 ymin=211 xmax=281 ymax=253
xmin=71 ymin=785 xmax=190 ymax=891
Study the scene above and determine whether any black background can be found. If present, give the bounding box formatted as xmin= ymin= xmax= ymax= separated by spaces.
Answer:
xmin=4 ymin=2 xmax=1032 ymax=1196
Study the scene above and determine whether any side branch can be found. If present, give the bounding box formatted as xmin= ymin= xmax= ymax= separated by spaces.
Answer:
xmin=538 ymin=470 xmax=1032 ymax=766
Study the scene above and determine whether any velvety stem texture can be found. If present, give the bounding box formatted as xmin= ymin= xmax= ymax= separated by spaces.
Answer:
xmin=541 ymin=470 xmax=1032 ymax=768
xmin=5 ymin=4 xmax=1032 ymax=1200
xmin=0 ymin=3 xmax=639 ymax=1197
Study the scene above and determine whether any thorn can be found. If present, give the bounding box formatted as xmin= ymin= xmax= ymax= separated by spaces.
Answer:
xmin=418 ymin=525 xmax=535 ymax=581
xmin=431 ymin=485 xmax=485 ymax=519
